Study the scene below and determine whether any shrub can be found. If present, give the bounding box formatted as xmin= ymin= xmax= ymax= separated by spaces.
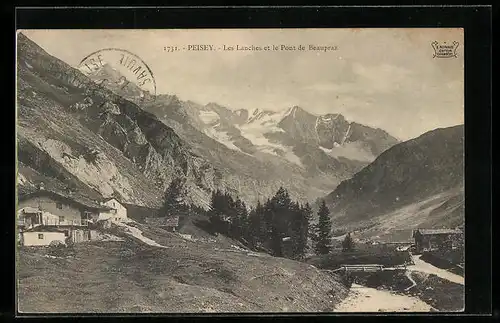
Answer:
xmin=48 ymin=241 xmax=75 ymax=258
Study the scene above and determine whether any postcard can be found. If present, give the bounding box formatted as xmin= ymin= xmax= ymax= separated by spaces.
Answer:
xmin=16 ymin=28 xmax=464 ymax=313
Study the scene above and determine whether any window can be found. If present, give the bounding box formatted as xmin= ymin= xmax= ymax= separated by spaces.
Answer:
xmin=64 ymin=230 xmax=69 ymax=237
xmin=56 ymin=202 xmax=63 ymax=209
xmin=38 ymin=233 xmax=44 ymax=239
xmin=59 ymin=216 xmax=65 ymax=223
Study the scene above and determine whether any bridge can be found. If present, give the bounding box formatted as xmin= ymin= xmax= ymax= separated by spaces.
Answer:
xmin=323 ymin=263 xmax=410 ymax=276
xmin=340 ymin=264 xmax=384 ymax=272
xmin=323 ymin=264 xmax=384 ymax=274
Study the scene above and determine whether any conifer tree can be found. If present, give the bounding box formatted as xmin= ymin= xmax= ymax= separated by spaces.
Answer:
xmin=293 ymin=203 xmax=311 ymax=259
xmin=270 ymin=221 xmax=283 ymax=257
xmin=302 ymin=202 xmax=313 ymax=254
xmin=314 ymin=200 xmax=332 ymax=255
xmin=342 ymin=232 xmax=355 ymax=252
xmin=159 ymin=177 xmax=186 ymax=217
xmin=268 ymin=187 xmax=292 ymax=257
xmin=209 ymin=189 xmax=226 ymax=233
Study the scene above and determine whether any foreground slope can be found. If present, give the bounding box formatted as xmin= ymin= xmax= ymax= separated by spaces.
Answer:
xmin=322 ymin=125 xmax=464 ymax=240
xmin=17 ymin=223 xmax=348 ymax=313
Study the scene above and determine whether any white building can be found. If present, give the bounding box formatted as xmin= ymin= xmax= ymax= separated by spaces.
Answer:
xmin=21 ymin=227 xmax=67 ymax=247
xmin=97 ymin=198 xmax=130 ymax=222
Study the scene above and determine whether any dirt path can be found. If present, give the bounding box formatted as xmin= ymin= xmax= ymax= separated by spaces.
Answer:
xmin=407 ymin=255 xmax=464 ymax=285
xmin=404 ymin=271 xmax=417 ymax=291
xmin=114 ymin=222 xmax=168 ymax=248
xmin=333 ymin=284 xmax=433 ymax=312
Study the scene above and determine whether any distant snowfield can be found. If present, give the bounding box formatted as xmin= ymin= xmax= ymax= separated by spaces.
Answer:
xmin=239 ymin=126 xmax=303 ymax=167
xmin=237 ymin=108 xmax=304 ymax=167
xmin=319 ymin=142 xmax=375 ymax=163
xmin=198 ymin=106 xmax=305 ymax=167
xmin=203 ymin=127 xmax=243 ymax=152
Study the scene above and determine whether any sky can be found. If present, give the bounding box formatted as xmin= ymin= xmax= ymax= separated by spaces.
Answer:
xmin=20 ymin=28 xmax=464 ymax=140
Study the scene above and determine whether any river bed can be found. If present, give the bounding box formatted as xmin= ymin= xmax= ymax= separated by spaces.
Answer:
xmin=333 ymin=284 xmax=433 ymax=312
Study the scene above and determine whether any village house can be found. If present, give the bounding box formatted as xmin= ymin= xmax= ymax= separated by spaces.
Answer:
xmin=17 ymin=188 xmax=115 ymax=247
xmin=412 ymin=228 xmax=463 ymax=253
xmin=18 ymin=189 xmax=115 ymax=228
xmin=20 ymin=225 xmax=95 ymax=247
xmin=95 ymin=197 xmax=130 ymax=223
xmin=20 ymin=226 xmax=66 ymax=247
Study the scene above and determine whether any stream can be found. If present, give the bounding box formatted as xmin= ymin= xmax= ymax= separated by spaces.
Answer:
xmin=333 ymin=284 xmax=434 ymax=312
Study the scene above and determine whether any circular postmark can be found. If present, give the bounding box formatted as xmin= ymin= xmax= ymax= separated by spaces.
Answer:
xmin=78 ymin=48 xmax=157 ymax=104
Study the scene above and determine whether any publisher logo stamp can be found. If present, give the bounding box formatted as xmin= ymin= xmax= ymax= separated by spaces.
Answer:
xmin=78 ymin=48 xmax=157 ymax=104
xmin=431 ymin=41 xmax=459 ymax=59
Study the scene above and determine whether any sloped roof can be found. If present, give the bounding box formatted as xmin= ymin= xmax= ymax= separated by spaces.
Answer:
xmin=19 ymin=206 xmax=41 ymax=214
xmin=415 ymin=228 xmax=462 ymax=235
xmin=102 ymin=197 xmax=123 ymax=203
xmin=18 ymin=190 xmax=113 ymax=211
xmin=23 ymin=226 xmax=68 ymax=233
xmin=24 ymin=225 xmax=89 ymax=233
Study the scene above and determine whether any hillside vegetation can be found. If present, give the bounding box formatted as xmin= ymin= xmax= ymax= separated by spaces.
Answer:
xmin=17 ymin=223 xmax=348 ymax=313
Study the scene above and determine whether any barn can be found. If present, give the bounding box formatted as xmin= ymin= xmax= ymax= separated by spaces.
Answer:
xmin=412 ymin=228 xmax=463 ymax=253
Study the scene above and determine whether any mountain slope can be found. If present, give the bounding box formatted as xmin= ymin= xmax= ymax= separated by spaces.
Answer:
xmin=16 ymin=33 xmax=343 ymax=207
xmin=17 ymin=32 xmax=222 ymax=208
xmin=141 ymin=96 xmax=342 ymax=204
xmin=16 ymin=32 xmax=400 ymax=208
xmin=141 ymin=97 xmax=398 ymax=203
xmin=193 ymin=104 xmax=399 ymax=165
xmin=321 ymin=125 xmax=464 ymax=240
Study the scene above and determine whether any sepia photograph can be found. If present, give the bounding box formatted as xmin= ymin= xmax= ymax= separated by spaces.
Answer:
xmin=16 ymin=28 xmax=464 ymax=313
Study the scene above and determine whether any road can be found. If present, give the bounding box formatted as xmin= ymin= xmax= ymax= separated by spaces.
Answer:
xmin=407 ymin=254 xmax=464 ymax=285
xmin=333 ymin=284 xmax=433 ymax=312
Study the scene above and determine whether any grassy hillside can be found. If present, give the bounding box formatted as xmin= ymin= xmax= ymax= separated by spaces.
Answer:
xmin=17 ymin=223 xmax=348 ymax=313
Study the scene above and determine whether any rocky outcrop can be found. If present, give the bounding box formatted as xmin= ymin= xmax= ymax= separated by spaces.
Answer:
xmin=17 ymin=32 xmax=221 ymax=208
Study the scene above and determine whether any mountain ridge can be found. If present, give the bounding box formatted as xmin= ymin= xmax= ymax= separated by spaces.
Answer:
xmin=319 ymin=124 xmax=464 ymax=240
xmin=17 ymin=32 xmax=402 ymax=210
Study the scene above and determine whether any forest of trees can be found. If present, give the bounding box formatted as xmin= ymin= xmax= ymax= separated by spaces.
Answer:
xmin=158 ymin=178 xmax=338 ymax=260
xmin=206 ymin=186 xmax=336 ymax=260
